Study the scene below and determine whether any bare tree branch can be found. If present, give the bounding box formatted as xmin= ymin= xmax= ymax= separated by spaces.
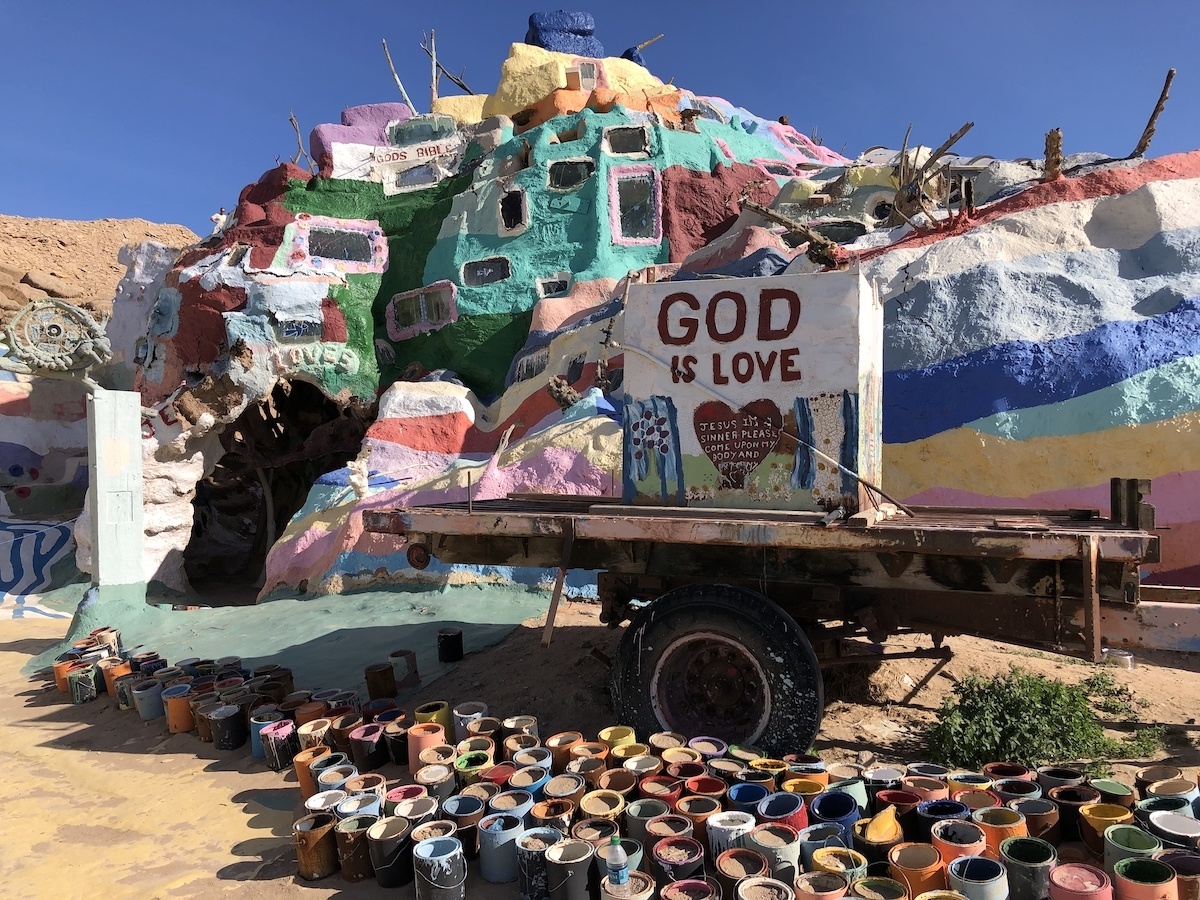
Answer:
xmin=382 ymin=38 xmax=418 ymax=110
xmin=1132 ymin=67 xmax=1176 ymax=158
xmin=421 ymin=34 xmax=475 ymax=94
xmin=288 ymin=112 xmax=315 ymax=173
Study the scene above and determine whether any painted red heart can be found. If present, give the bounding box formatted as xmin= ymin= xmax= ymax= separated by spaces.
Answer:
xmin=693 ymin=399 xmax=783 ymax=489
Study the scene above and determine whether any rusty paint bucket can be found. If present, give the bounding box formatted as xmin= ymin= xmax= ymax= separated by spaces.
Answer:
xmin=294 ymin=812 xmax=339 ymax=880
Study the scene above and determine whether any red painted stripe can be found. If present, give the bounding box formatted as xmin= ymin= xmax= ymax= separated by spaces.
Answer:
xmin=858 ymin=150 xmax=1200 ymax=261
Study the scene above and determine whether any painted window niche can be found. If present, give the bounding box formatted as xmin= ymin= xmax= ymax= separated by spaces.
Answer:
xmin=566 ymin=353 xmax=587 ymax=384
xmin=537 ymin=272 xmax=572 ymax=298
xmin=604 ymin=125 xmax=650 ymax=157
xmin=500 ymin=188 xmax=529 ymax=235
xmin=288 ymin=215 xmax=388 ymax=275
xmin=381 ymin=162 xmax=444 ymax=196
xmin=386 ymin=113 xmax=457 ymax=147
xmin=551 ymin=121 xmax=586 ymax=145
xmin=513 ymin=346 xmax=550 ymax=383
xmin=754 ymin=159 xmax=797 ymax=179
xmin=462 ymin=256 xmax=512 ymax=286
xmin=610 ymin=164 xmax=662 ymax=245
xmin=498 ymin=142 xmax=533 ymax=178
xmin=386 ymin=280 xmax=458 ymax=341
xmin=565 ymin=61 xmax=598 ymax=92
xmin=549 ymin=158 xmax=595 ymax=191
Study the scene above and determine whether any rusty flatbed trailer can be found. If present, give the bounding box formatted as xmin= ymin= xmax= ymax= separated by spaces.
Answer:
xmin=363 ymin=479 xmax=1200 ymax=754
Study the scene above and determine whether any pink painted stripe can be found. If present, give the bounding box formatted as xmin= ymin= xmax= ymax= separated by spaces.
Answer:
xmin=859 ymin=150 xmax=1200 ymax=261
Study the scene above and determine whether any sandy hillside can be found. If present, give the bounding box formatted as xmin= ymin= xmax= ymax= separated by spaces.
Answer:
xmin=0 ymin=214 xmax=197 ymax=323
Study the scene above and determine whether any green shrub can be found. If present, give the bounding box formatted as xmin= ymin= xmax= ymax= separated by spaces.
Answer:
xmin=927 ymin=666 xmax=1162 ymax=770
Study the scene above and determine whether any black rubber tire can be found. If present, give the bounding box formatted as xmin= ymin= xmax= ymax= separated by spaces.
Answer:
xmin=609 ymin=584 xmax=824 ymax=756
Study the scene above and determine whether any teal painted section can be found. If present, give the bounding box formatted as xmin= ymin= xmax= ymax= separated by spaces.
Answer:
xmin=967 ymin=354 xmax=1200 ymax=440
xmin=276 ymin=106 xmax=792 ymax=398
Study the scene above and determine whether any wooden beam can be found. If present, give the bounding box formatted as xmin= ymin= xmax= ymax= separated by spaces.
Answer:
xmin=541 ymin=521 xmax=576 ymax=648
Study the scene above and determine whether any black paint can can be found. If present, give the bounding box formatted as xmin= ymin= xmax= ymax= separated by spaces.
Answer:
xmin=437 ymin=627 xmax=464 ymax=663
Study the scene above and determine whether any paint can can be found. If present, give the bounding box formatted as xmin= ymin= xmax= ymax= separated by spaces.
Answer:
xmin=413 ymin=835 xmax=467 ymax=900
xmin=517 ymin=826 xmax=566 ymax=900
xmin=294 ymin=812 xmax=339 ymax=880
xmin=504 ymin=715 xmax=539 ymax=739
xmin=513 ymin=765 xmax=552 ymax=802
xmin=650 ymin=836 xmax=706 ymax=889
xmin=532 ymin=800 xmax=576 ymax=835
xmin=716 ymin=847 xmax=771 ymax=897
xmin=113 ymin=673 xmax=140 ymax=711
xmin=368 ymin=815 xmax=414 ymax=888
xmin=798 ymin=822 xmax=850 ymax=870
xmin=163 ymin=684 xmax=195 ymax=732
xmin=337 ymin=794 xmax=382 ymax=820
xmin=758 ymin=791 xmax=810 ymax=834
xmin=383 ymin=719 xmax=411 ymax=767
xmin=707 ymin=810 xmax=758 ymax=859
xmin=68 ymin=665 xmax=98 ymax=704
xmin=416 ymin=764 xmax=458 ymax=806
xmin=972 ymin=807 xmax=1027 ymax=859
xmin=329 ymin=713 xmax=363 ymax=754
xmin=480 ymin=813 xmax=524 ymax=883
xmin=209 ymin=704 xmax=248 ymax=751
xmin=409 ymin=722 xmax=447 ymax=773
xmin=917 ymin=801 xmax=972 ymax=842
xmin=849 ymin=876 xmax=908 ymax=900
xmin=132 ymin=678 xmax=165 ymax=721
xmin=297 ymin=717 xmax=332 ymax=750
xmin=932 ymin=820 xmax=988 ymax=864
xmin=416 ymin=701 xmax=454 ymax=732
xmin=98 ymin=657 xmax=132 ymax=695
xmin=795 ymin=871 xmax=850 ymax=900
xmin=545 ymin=838 xmax=595 ymax=900
xmin=348 ymin=723 xmax=388 ymax=772
xmin=457 ymin=751 xmax=496 ymax=788
xmin=946 ymin=855 xmax=1008 ymax=900
xmin=443 ymin=793 xmax=486 ymax=859
xmin=364 ymin=662 xmax=397 ymax=700
xmin=813 ymin=791 xmax=863 ymax=843
xmin=382 ymin=784 xmax=427 ymax=816
xmin=1112 ymin=858 xmax=1178 ymax=900
xmin=334 ymin=814 xmax=378 ymax=882
xmin=626 ymin=799 xmax=671 ymax=861
xmin=261 ymin=718 xmax=300 ymax=772
xmin=888 ymin=842 xmax=947 ymax=896
xmin=250 ymin=711 xmax=282 ymax=758
xmin=294 ymin=746 xmax=332 ymax=799
xmin=737 ymin=877 xmax=797 ymax=900
xmin=604 ymin=869 xmax=656 ymax=900
xmin=317 ymin=764 xmax=359 ymax=794
xmin=507 ymin=734 xmax=541 ymax=761
xmin=447 ymin=701 xmax=487 ymax=742
xmin=1155 ymin=850 xmax=1200 ymax=900
xmin=1000 ymin=837 xmax=1056 ymax=900
xmin=394 ymin=797 xmax=440 ymax=831
xmin=307 ymin=789 xmax=349 ymax=817
xmin=437 ymin=627 xmax=464 ymax=663
xmin=491 ymin=789 xmax=536 ymax=827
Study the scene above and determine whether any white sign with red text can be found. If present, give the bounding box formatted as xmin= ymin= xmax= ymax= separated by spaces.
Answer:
xmin=621 ymin=270 xmax=882 ymax=510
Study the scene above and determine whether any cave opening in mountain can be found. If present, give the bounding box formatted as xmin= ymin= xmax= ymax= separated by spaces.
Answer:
xmin=182 ymin=379 xmax=372 ymax=600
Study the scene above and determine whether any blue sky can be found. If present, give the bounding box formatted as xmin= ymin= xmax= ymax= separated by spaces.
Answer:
xmin=1 ymin=1 xmax=1196 ymax=235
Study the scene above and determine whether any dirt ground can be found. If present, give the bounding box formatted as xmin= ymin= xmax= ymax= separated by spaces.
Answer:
xmin=3 ymin=599 xmax=1198 ymax=899
xmin=0 ymin=213 xmax=197 ymax=320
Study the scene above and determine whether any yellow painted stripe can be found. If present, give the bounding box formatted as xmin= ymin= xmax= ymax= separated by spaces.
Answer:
xmin=884 ymin=410 xmax=1200 ymax=497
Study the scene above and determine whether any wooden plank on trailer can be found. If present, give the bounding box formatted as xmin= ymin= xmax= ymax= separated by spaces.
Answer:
xmin=1082 ymin=536 xmax=1102 ymax=662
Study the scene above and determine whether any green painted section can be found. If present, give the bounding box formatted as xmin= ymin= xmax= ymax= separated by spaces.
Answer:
xmin=381 ymin=310 xmax=533 ymax=399
xmin=281 ymin=173 xmax=473 ymax=397
xmin=25 ymin=582 xmax=550 ymax=698
xmin=969 ymin=355 xmax=1200 ymax=440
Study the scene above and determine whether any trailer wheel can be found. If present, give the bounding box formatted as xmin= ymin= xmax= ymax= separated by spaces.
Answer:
xmin=609 ymin=584 xmax=824 ymax=755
